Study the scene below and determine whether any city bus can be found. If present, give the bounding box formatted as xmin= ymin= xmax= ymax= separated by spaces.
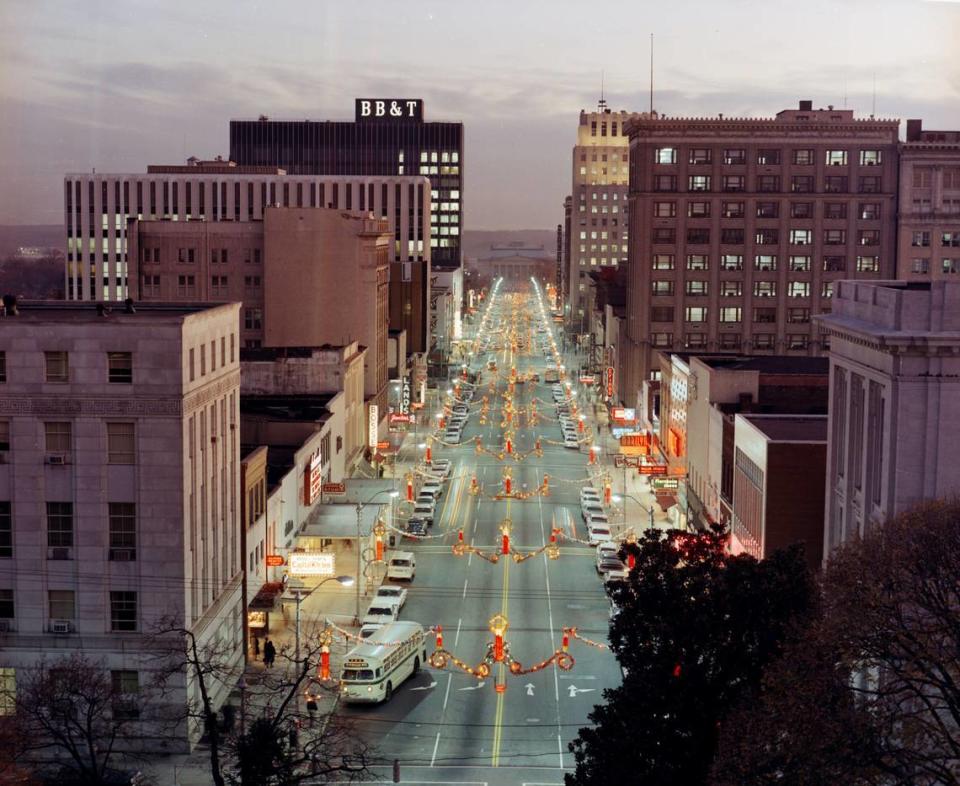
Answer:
xmin=340 ymin=621 xmax=428 ymax=703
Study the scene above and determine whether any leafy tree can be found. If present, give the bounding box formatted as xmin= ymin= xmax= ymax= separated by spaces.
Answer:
xmin=566 ymin=526 xmax=817 ymax=786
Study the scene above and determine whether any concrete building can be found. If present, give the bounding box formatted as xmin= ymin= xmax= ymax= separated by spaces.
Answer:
xmin=732 ymin=414 xmax=828 ymax=572
xmin=622 ymin=100 xmax=900 ymax=409
xmin=0 ymin=299 xmax=243 ymax=751
xmin=897 ymin=119 xmax=960 ymax=281
xmin=63 ymin=165 xmax=433 ymax=354
xmin=815 ymin=280 xmax=960 ymax=558
xmin=127 ymin=207 xmax=392 ymax=423
xmin=568 ymin=104 xmax=641 ymax=321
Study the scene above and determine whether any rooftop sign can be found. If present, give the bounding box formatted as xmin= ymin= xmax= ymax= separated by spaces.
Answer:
xmin=355 ymin=99 xmax=423 ymax=122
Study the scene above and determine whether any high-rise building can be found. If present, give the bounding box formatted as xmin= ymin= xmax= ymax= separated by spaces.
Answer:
xmin=0 ymin=298 xmax=243 ymax=751
xmin=567 ymin=105 xmax=638 ymax=322
xmin=622 ymin=100 xmax=900 ymax=408
xmin=63 ymin=165 xmax=432 ymax=353
xmin=127 ymin=208 xmax=392 ymax=419
xmin=815 ymin=280 xmax=960 ymax=559
xmin=897 ymin=119 xmax=960 ymax=280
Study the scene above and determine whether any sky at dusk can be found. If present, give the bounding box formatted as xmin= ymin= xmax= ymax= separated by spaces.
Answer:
xmin=1 ymin=0 xmax=959 ymax=229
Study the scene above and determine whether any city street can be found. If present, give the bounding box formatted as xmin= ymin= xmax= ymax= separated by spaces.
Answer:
xmin=336 ymin=283 xmax=624 ymax=784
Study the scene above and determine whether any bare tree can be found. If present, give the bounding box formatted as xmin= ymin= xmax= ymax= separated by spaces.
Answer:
xmin=2 ymin=652 xmax=147 ymax=785
xmin=149 ymin=617 xmax=374 ymax=786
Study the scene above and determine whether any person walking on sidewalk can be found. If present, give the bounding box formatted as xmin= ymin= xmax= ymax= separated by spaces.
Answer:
xmin=253 ymin=636 xmax=260 ymax=659
xmin=263 ymin=639 xmax=276 ymax=668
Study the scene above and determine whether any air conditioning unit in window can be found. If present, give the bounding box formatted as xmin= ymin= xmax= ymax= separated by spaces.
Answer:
xmin=51 ymin=620 xmax=73 ymax=634
xmin=47 ymin=546 xmax=72 ymax=560
xmin=0 ymin=619 xmax=12 ymax=633
xmin=109 ymin=548 xmax=135 ymax=562
xmin=46 ymin=454 xmax=67 ymax=465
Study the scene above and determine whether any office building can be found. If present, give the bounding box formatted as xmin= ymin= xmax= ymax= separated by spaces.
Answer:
xmin=567 ymin=104 xmax=639 ymax=322
xmin=127 ymin=208 xmax=392 ymax=421
xmin=897 ymin=119 xmax=960 ymax=280
xmin=815 ymin=280 xmax=960 ymax=558
xmin=622 ymin=100 xmax=900 ymax=408
xmin=0 ymin=299 xmax=243 ymax=751
xmin=63 ymin=164 xmax=432 ymax=353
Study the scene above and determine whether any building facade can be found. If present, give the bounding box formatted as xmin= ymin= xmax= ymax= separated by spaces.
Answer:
xmin=567 ymin=106 xmax=638 ymax=321
xmin=815 ymin=280 xmax=960 ymax=559
xmin=0 ymin=299 xmax=243 ymax=751
xmin=63 ymin=166 xmax=432 ymax=353
xmin=623 ymin=100 xmax=900 ymax=409
xmin=897 ymin=119 xmax=960 ymax=281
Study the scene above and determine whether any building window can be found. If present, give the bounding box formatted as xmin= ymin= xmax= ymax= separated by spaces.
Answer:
xmin=651 ymin=332 xmax=673 ymax=347
xmin=753 ymin=308 xmax=777 ymax=324
xmin=824 ymin=203 xmax=847 ymax=220
xmin=860 ymin=149 xmax=882 ymax=166
xmin=654 ymin=175 xmax=677 ymax=192
xmin=142 ymin=275 xmax=160 ymax=297
xmin=48 ymin=590 xmax=75 ymax=621
xmin=857 ymin=230 xmax=880 ymax=247
xmin=723 ymin=149 xmax=746 ymax=165
xmin=177 ymin=248 xmax=195 ymax=264
xmin=685 ymin=333 xmax=706 ymax=348
xmin=720 ymin=281 xmax=742 ymax=296
xmin=46 ymin=503 xmax=73 ymax=548
xmin=823 ymin=256 xmax=846 ymax=272
xmin=791 ymin=176 xmax=814 ymax=193
xmin=912 ymin=231 xmax=931 ymax=247
xmin=0 ymin=421 xmax=8 ymax=453
xmin=687 ymin=228 xmax=710 ymax=245
xmin=788 ymin=308 xmax=811 ymax=324
xmin=721 ymin=228 xmax=744 ymax=244
xmin=107 ymin=422 xmax=135 ymax=464
xmin=44 ymin=422 xmax=71 ymax=454
xmin=824 ymin=229 xmax=846 ymax=245
xmin=652 ymin=228 xmax=676 ymax=244
xmin=721 ymin=201 xmax=744 ymax=218
xmin=108 ymin=503 xmax=136 ymax=557
xmin=0 ymin=502 xmax=10 ymax=558
xmin=790 ymin=229 xmax=812 ymax=245
xmin=755 ymin=229 xmax=779 ymax=245
xmin=788 ymin=334 xmax=810 ymax=350
xmin=244 ymin=308 xmax=263 ymax=330
xmin=721 ymin=254 xmax=743 ymax=270
xmin=651 ymin=281 xmax=674 ymax=296
xmin=789 ymin=255 xmax=812 ymax=272
xmin=110 ymin=591 xmax=138 ymax=632
xmin=211 ymin=275 xmax=228 ymax=296
xmin=44 ymin=352 xmax=68 ymax=383
xmin=177 ymin=275 xmax=196 ymax=297
xmin=859 ymin=203 xmax=880 ymax=220
xmin=651 ymin=307 xmax=675 ymax=323
xmin=756 ymin=202 xmax=779 ymax=219
xmin=943 ymin=259 xmax=960 ymax=274
xmin=859 ymin=177 xmax=882 ymax=194
xmin=757 ymin=149 xmax=781 ymax=166
xmin=757 ymin=175 xmax=780 ymax=193
xmin=721 ymin=175 xmax=745 ymax=192
xmin=0 ymin=589 xmax=11 ymax=619
xmin=688 ymin=175 xmax=711 ymax=192
xmin=654 ymin=147 xmax=677 ymax=164
xmin=685 ymin=306 xmax=707 ymax=323
xmin=244 ymin=275 xmax=262 ymax=289
xmin=822 ymin=282 xmax=835 ymax=298
xmin=942 ymin=232 xmax=960 ymax=248
xmin=824 ymin=176 xmax=848 ymax=193
xmin=107 ymin=352 xmax=132 ymax=384
xmin=912 ymin=258 xmax=930 ymax=274
xmin=688 ymin=201 xmax=710 ymax=218
xmin=654 ymin=201 xmax=676 ymax=218
xmin=792 ymin=149 xmax=814 ymax=165
xmin=689 ymin=148 xmax=712 ymax=165
xmin=652 ymin=254 xmax=675 ymax=270
xmin=685 ymin=280 xmax=709 ymax=296
xmin=0 ymin=352 xmax=5 ymax=383
xmin=686 ymin=254 xmax=709 ymax=271
xmin=790 ymin=202 xmax=813 ymax=219
xmin=719 ymin=334 xmax=741 ymax=350
xmin=754 ymin=281 xmax=777 ymax=297
xmin=111 ymin=671 xmax=140 ymax=719
xmin=719 ymin=307 xmax=741 ymax=323
xmin=788 ymin=281 xmax=811 ymax=298
xmin=825 ymin=150 xmax=848 ymax=166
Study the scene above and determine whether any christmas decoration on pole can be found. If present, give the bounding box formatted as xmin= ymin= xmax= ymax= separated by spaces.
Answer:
xmin=425 ymin=441 xmax=432 ymax=464
xmin=406 ymin=474 xmax=414 ymax=502
xmin=373 ymin=520 xmax=386 ymax=562
xmin=500 ymin=519 xmax=511 ymax=555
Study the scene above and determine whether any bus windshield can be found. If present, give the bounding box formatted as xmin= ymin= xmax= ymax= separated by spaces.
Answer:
xmin=342 ymin=668 xmax=375 ymax=681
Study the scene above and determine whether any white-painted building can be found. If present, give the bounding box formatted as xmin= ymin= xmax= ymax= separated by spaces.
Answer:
xmin=0 ymin=298 xmax=244 ymax=751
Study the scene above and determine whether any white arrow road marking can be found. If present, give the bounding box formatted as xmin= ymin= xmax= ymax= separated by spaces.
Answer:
xmin=410 ymin=681 xmax=437 ymax=691
xmin=568 ymin=685 xmax=597 ymax=698
xmin=458 ymin=680 xmax=486 ymax=691
xmin=525 ymin=683 xmax=535 ymax=696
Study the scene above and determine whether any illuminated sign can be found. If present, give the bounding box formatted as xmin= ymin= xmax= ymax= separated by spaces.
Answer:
xmin=651 ymin=478 xmax=680 ymax=491
xmin=612 ymin=408 xmax=636 ymax=421
xmin=399 ymin=377 xmax=411 ymax=415
xmin=303 ymin=449 xmax=322 ymax=506
xmin=265 ymin=555 xmax=285 ymax=567
xmin=389 ymin=413 xmax=412 ymax=424
xmin=368 ymin=405 xmax=379 ymax=449
xmin=606 ymin=367 xmax=615 ymax=398
xmin=355 ymin=98 xmax=423 ymax=122
xmin=639 ymin=464 xmax=668 ymax=476
xmin=579 ymin=375 xmax=596 ymax=384
xmin=322 ymin=482 xmax=345 ymax=495
xmin=288 ymin=552 xmax=336 ymax=577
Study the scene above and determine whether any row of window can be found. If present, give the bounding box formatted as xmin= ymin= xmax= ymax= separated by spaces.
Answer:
xmin=0 ymin=501 xmax=137 ymax=558
xmin=654 ymin=148 xmax=884 ymax=167
xmin=910 ymin=231 xmax=960 ymax=247
xmin=0 ymin=666 xmax=140 ymax=719
xmin=0 ymin=421 xmax=135 ymax=463
xmin=650 ymin=254 xmax=876 ymax=273
xmin=652 ymin=281 xmax=825 ymax=298
xmin=143 ymin=274 xmax=262 ymax=297
xmin=910 ymin=259 xmax=960 ymax=275
xmin=651 ymin=227 xmax=880 ymax=246
xmin=0 ymin=351 xmax=131 ymax=385
xmin=652 ymin=306 xmax=820 ymax=324
xmin=648 ymin=174 xmax=883 ymax=194
xmin=653 ymin=200 xmax=882 ymax=220
xmin=650 ymin=333 xmax=819 ymax=351
xmin=0 ymin=588 xmax=139 ymax=632
xmin=188 ymin=335 xmax=236 ymax=382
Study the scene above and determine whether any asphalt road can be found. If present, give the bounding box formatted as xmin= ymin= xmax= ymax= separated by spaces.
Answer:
xmin=337 ymin=286 xmax=621 ymax=785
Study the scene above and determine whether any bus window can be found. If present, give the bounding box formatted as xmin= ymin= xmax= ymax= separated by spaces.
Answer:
xmin=342 ymin=668 xmax=374 ymax=681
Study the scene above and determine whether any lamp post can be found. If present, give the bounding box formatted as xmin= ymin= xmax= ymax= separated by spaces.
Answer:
xmin=354 ymin=489 xmax=401 ymax=626
xmin=612 ymin=493 xmax=655 ymax=536
xmin=291 ymin=574 xmax=354 ymax=666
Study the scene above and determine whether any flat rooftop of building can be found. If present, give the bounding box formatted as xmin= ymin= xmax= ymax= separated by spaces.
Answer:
xmin=694 ymin=356 xmax=829 ymax=375
xmin=240 ymin=394 xmax=336 ymax=422
xmin=241 ymin=442 xmax=299 ymax=491
xmin=742 ymin=414 xmax=828 ymax=443
xmin=240 ymin=345 xmax=355 ymax=361
xmin=0 ymin=299 xmax=234 ymax=322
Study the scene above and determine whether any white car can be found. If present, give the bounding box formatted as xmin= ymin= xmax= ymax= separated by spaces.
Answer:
xmin=374 ymin=584 xmax=408 ymax=610
xmin=563 ymin=435 xmax=580 ymax=449
xmin=581 ymin=501 xmax=605 ymax=520
xmin=412 ymin=501 xmax=435 ymax=525
xmin=362 ymin=601 xmax=400 ymax=627
xmin=598 ymin=556 xmax=628 ymax=582
xmin=421 ymin=481 xmax=444 ymax=499
xmin=595 ymin=541 xmax=619 ymax=570
xmin=444 ymin=428 xmax=463 ymax=444
xmin=428 ymin=459 xmax=451 ymax=477
xmin=588 ymin=521 xmax=612 ymax=545
xmin=580 ymin=487 xmax=601 ymax=503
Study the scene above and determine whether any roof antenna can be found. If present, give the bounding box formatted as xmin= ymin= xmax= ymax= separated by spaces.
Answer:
xmin=598 ymin=70 xmax=607 ymax=112
xmin=649 ymin=33 xmax=654 ymax=114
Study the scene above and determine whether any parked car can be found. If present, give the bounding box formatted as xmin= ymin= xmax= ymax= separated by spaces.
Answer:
xmin=580 ymin=486 xmax=601 ymax=502
xmin=588 ymin=521 xmax=612 ymax=545
xmin=563 ymin=434 xmax=580 ymax=449
xmin=581 ymin=500 xmax=605 ymax=520
xmin=406 ymin=518 xmax=428 ymax=537
xmin=411 ymin=503 xmax=434 ymax=525
xmin=444 ymin=428 xmax=463 ymax=444
xmin=421 ymin=480 xmax=444 ymax=500
xmin=598 ymin=556 xmax=628 ymax=582
xmin=429 ymin=459 xmax=451 ymax=476
xmin=374 ymin=584 xmax=408 ymax=610
xmin=595 ymin=541 xmax=619 ymax=571
xmin=362 ymin=601 xmax=400 ymax=627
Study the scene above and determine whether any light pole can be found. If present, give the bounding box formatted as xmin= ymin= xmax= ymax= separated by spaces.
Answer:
xmin=612 ymin=493 xmax=655 ymax=535
xmin=354 ymin=489 xmax=401 ymax=626
xmin=291 ymin=574 xmax=354 ymax=665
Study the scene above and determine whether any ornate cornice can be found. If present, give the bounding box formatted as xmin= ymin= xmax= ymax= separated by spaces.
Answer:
xmin=183 ymin=370 xmax=241 ymax=415
xmin=0 ymin=396 xmax=181 ymax=417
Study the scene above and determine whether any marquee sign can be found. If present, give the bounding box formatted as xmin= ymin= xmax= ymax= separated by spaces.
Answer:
xmin=399 ymin=377 xmax=411 ymax=415
xmin=368 ymin=405 xmax=379 ymax=449
xmin=606 ymin=367 xmax=615 ymax=398
xmin=356 ymin=98 xmax=423 ymax=122
xmin=288 ymin=552 xmax=336 ymax=577
xmin=303 ymin=449 xmax=322 ymax=506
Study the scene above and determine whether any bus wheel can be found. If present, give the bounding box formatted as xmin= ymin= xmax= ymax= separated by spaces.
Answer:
xmin=385 ymin=682 xmax=393 ymax=701
xmin=413 ymin=656 xmax=420 ymax=674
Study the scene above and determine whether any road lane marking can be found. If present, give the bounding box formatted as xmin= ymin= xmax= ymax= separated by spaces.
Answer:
xmin=525 ymin=683 xmax=535 ymax=696
xmin=536 ymin=468 xmax=564 ymax=770
xmin=567 ymin=685 xmax=596 ymax=697
xmin=442 ymin=673 xmax=452 ymax=711
xmin=457 ymin=681 xmax=485 ymax=691
xmin=454 ymin=618 xmax=462 ymax=646
xmin=430 ymin=730 xmax=441 ymax=767
xmin=410 ymin=681 xmax=437 ymax=691
xmin=462 ymin=579 xmax=468 ymax=599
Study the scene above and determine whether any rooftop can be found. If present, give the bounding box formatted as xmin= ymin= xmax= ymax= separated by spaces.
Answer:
xmin=742 ymin=414 xmax=828 ymax=443
xmin=695 ymin=356 xmax=829 ymax=375
xmin=240 ymin=394 xmax=336 ymax=423
xmin=0 ymin=298 xmax=234 ymax=323
xmin=240 ymin=345 xmax=359 ymax=362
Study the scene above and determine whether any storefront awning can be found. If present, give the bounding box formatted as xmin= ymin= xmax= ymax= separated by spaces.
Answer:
xmin=249 ymin=581 xmax=285 ymax=611
xmin=300 ymin=503 xmax=384 ymax=539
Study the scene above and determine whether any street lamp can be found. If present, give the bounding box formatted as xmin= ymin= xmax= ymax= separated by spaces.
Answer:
xmin=290 ymin=575 xmax=354 ymax=665
xmin=354 ymin=489 xmax=401 ymax=626
xmin=612 ymin=493 xmax=655 ymax=533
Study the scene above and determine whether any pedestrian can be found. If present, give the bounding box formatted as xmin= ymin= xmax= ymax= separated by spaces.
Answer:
xmin=306 ymin=694 xmax=318 ymax=726
xmin=253 ymin=636 xmax=260 ymax=659
xmin=288 ymin=721 xmax=298 ymax=752
xmin=263 ymin=638 xmax=276 ymax=668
